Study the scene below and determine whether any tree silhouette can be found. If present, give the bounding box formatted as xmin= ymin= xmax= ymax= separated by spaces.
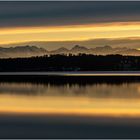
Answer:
xmin=0 ymin=54 xmax=139 ymax=71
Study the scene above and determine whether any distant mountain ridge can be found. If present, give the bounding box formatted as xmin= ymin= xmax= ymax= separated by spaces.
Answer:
xmin=0 ymin=45 xmax=140 ymax=58
xmin=0 ymin=45 xmax=47 ymax=58
xmin=2 ymin=37 xmax=140 ymax=51
xmin=51 ymin=45 xmax=140 ymax=56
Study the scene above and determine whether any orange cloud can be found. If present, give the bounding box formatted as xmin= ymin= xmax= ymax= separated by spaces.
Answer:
xmin=0 ymin=21 xmax=139 ymax=45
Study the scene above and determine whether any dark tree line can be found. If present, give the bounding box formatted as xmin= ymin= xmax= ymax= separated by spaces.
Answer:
xmin=0 ymin=54 xmax=140 ymax=71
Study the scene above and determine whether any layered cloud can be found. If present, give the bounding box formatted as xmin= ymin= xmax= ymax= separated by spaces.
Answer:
xmin=0 ymin=2 xmax=139 ymax=27
xmin=0 ymin=2 xmax=139 ymax=46
xmin=0 ymin=22 xmax=140 ymax=45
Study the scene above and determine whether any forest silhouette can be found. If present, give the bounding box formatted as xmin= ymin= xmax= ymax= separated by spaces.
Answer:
xmin=0 ymin=54 xmax=140 ymax=71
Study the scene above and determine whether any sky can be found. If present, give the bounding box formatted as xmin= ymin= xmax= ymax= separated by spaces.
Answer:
xmin=0 ymin=1 xmax=140 ymax=46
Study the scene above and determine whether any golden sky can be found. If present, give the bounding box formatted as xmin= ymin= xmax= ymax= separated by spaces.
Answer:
xmin=0 ymin=21 xmax=140 ymax=45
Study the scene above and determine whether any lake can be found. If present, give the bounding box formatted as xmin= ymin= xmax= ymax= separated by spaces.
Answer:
xmin=1 ymin=75 xmax=140 ymax=138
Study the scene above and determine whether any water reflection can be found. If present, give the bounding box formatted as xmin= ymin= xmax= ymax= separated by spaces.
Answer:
xmin=0 ymin=77 xmax=140 ymax=117
xmin=0 ymin=81 xmax=140 ymax=99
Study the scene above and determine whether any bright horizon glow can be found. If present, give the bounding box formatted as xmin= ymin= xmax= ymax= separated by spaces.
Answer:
xmin=0 ymin=21 xmax=140 ymax=45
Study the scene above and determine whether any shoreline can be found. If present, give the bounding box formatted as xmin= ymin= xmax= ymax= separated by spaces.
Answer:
xmin=0 ymin=71 xmax=140 ymax=76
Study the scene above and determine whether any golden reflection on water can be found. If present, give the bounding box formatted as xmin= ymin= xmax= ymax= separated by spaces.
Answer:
xmin=0 ymin=82 xmax=140 ymax=117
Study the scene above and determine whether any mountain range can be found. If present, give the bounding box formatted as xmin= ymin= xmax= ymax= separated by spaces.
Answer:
xmin=0 ymin=46 xmax=47 ymax=58
xmin=0 ymin=45 xmax=140 ymax=58
xmin=2 ymin=38 xmax=140 ymax=51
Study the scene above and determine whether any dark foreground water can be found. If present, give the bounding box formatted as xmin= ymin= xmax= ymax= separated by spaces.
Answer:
xmin=1 ymin=114 xmax=140 ymax=138
xmin=1 ymin=75 xmax=140 ymax=138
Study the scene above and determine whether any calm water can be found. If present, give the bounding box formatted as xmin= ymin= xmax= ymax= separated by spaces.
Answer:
xmin=1 ymin=76 xmax=140 ymax=138
xmin=1 ymin=79 xmax=140 ymax=116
